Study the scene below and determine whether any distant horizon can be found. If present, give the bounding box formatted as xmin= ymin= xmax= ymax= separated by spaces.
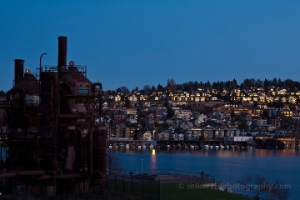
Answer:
xmin=1 ymin=75 xmax=299 ymax=93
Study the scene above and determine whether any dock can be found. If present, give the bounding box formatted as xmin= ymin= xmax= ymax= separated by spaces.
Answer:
xmin=108 ymin=139 xmax=248 ymax=151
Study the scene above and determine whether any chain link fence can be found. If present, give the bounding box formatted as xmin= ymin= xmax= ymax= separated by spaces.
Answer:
xmin=0 ymin=175 xmax=160 ymax=200
xmin=0 ymin=169 xmax=218 ymax=200
xmin=0 ymin=177 xmax=107 ymax=200
xmin=107 ymin=174 xmax=160 ymax=200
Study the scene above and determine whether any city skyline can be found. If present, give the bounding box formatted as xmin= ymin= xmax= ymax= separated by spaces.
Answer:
xmin=1 ymin=1 xmax=300 ymax=92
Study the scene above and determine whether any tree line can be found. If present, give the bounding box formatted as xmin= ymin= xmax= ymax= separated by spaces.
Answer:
xmin=112 ymin=78 xmax=300 ymax=95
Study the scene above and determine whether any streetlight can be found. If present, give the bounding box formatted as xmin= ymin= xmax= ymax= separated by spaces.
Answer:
xmin=124 ymin=153 xmax=126 ymax=174
xmin=39 ymin=52 xmax=47 ymax=75
xmin=37 ymin=52 xmax=46 ymax=170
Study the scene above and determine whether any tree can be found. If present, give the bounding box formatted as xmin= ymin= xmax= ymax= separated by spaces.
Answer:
xmin=272 ymin=78 xmax=278 ymax=86
xmin=205 ymin=81 xmax=211 ymax=88
xmin=166 ymin=107 xmax=174 ymax=119
xmin=243 ymin=78 xmax=255 ymax=89
xmin=124 ymin=97 xmax=131 ymax=108
xmin=238 ymin=120 xmax=249 ymax=130
xmin=143 ymin=85 xmax=151 ymax=94
xmin=238 ymin=174 xmax=290 ymax=200
xmin=255 ymin=79 xmax=263 ymax=87
xmin=278 ymin=78 xmax=283 ymax=87
xmin=151 ymin=85 xmax=156 ymax=92
xmin=229 ymin=78 xmax=238 ymax=90
xmin=264 ymin=78 xmax=271 ymax=90
xmin=238 ymin=174 xmax=268 ymax=200
xmin=167 ymin=78 xmax=176 ymax=93
xmin=176 ymin=84 xmax=183 ymax=91
xmin=230 ymin=110 xmax=236 ymax=119
xmin=268 ymin=180 xmax=290 ymax=200
xmin=116 ymin=86 xmax=129 ymax=93
xmin=250 ymin=120 xmax=258 ymax=131
xmin=262 ymin=109 xmax=270 ymax=119
xmin=273 ymin=101 xmax=284 ymax=108
xmin=157 ymin=84 xmax=164 ymax=91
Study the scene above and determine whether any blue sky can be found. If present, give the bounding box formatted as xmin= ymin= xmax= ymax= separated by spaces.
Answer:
xmin=1 ymin=0 xmax=300 ymax=92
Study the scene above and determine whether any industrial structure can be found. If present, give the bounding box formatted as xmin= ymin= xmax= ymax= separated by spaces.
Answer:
xmin=0 ymin=36 xmax=107 ymax=196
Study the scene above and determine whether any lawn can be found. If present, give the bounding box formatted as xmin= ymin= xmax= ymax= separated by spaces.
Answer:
xmin=0 ymin=180 xmax=252 ymax=200
xmin=160 ymin=183 xmax=252 ymax=200
xmin=107 ymin=176 xmax=252 ymax=200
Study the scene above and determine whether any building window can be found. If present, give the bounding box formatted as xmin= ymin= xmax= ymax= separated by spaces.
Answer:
xmin=77 ymin=87 xmax=89 ymax=95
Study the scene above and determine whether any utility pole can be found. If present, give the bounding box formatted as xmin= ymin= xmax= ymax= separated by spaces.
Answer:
xmin=141 ymin=159 xmax=144 ymax=174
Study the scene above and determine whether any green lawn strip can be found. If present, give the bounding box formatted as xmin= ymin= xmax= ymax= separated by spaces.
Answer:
xmin=0 ymin=180 xmax=252 ymax=200
xmin=107 ymin=178 xmax=160 ymax=199
xmin=160 ymin=183 xmax=252 ymax=200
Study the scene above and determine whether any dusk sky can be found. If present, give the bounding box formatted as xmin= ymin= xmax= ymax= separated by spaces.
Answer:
xmin=1 ymin=0 xmax=300 ymax=92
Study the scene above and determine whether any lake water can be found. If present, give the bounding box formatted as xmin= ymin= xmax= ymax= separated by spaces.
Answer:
xmin=111 ymin=147 xmax=300 ymax=200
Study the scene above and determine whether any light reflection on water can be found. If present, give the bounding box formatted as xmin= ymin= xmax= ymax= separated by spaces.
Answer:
xmin=150 ymin=150 xmax=157 ymax=170
xmin=112 ymin=148 xmax=300 ymax=200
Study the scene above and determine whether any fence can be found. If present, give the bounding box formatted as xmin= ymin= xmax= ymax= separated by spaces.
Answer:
xmin=0 ymin=169 xmax=216 ymax=200
xmin=107 ymin=174 xmax=160 ymax=200
xmin=110 ymin=169 xmax=215 ymax=183
xmin=0 ymin=175 xmax=160 ymax=200
xmin=111 ymin=168 xmax=214 ymax=177
xmin=0 ymin=177 xmax=106 ymax=200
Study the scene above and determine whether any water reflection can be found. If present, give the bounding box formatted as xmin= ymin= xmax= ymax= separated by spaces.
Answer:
xmin=254 ymin=149 xmax=299 ymax=156
xmin=151 ymin=149 xmax=157 ymax=170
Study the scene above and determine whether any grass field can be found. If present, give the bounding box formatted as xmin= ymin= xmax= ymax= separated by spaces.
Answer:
xmin=107 ymin=178 xmax=253 ymax=200
xmin=0 ymin=186 xmax=252 ymax=200
xmin=0 ymin=180 xmax=252 ymax=200
xmin=160 ymin=183 xmax=252 ymax=200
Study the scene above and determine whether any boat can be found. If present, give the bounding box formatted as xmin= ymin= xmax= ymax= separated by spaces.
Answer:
xmin=204 ymin=145 xmax=209 ymax=150
xmin=241 ymin=146 xmax=248 ymax=150
xmin=247 ymin=140 xmax=257 ymax=146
